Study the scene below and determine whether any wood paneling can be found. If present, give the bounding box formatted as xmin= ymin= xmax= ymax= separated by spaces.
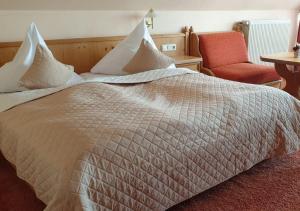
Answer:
xmin=0 ymin=33 xmax=188 ymax=74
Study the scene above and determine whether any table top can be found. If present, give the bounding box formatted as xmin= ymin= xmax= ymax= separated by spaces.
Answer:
xmin=261 ymin=52 xmax=300 ymax=66
xmin=172 ymin=55 xmax=203 ymax=65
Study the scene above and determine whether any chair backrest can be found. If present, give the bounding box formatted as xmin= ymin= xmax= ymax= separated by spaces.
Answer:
xmin=198 ymin=31 xmax=249 ymax=68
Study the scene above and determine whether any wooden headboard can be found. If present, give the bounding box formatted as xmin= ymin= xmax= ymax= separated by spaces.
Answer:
xmin=0 ymin=28 xmax=189 ymax=74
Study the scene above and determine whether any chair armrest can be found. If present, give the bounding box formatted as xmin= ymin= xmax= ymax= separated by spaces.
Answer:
xmin=200 ymin=67 xmax=215 ymax=76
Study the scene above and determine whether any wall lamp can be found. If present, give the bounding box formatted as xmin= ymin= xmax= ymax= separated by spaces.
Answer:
xmin=145 ymin=8 xmax=155 ymax=29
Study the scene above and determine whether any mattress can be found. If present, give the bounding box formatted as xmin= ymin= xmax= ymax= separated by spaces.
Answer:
xmin=0 ymin=69 xmax=299 ymax=210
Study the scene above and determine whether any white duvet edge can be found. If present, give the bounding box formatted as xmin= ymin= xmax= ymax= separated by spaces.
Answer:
xmin=0 ymin=68 xmax=196 ymax=112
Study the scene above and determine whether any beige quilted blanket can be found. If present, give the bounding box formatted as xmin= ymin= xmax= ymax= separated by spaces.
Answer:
xmin=0 ymin=72 xmax=300 ymax=211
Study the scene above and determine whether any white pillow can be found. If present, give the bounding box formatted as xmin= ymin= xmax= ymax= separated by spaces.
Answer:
xmin=0 ymin=23 xmax=51 ymax=93
xmin=90 ymin=19 xmax=158 ymax=75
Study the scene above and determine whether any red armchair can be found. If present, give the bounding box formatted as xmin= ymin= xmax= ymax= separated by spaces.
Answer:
xmin=189 ymin=30 xmax=281 ymax=87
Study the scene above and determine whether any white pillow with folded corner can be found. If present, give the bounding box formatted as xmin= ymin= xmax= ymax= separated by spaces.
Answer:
xmin=0 ymin=23 xmax=82 ymax=92
xmin=0 ymin=23 xmax=51 ymax=93
xmin=90 ymin=18 xmax=166 ymax=75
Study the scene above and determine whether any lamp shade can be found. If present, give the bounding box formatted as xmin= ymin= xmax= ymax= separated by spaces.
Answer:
xmin=146 ymin=9 xmax=156 ymax=18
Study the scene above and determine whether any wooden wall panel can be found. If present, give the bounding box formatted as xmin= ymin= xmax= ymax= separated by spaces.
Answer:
xmin=0 ymin=33 xmax=187 ymax=74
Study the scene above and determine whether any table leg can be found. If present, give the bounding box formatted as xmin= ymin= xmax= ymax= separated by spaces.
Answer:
xmin=274 ymin=63 xmax=300 ymax=98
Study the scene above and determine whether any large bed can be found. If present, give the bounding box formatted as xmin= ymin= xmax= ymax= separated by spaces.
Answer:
xmin=0 ymin=28 xmax=300 ymax=210
xmin=2 ymin=149 xmax=300 ymax=211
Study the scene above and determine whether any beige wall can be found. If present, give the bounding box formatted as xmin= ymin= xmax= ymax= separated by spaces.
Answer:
xmin=1 ymin=0 xmax=299 ymax=10
xmin=0 ymin=10 xmax=298 ymax=46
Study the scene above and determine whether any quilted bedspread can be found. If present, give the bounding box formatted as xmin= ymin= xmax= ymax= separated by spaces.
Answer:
xmin=0 ymin=71 xmax=300 ymax=211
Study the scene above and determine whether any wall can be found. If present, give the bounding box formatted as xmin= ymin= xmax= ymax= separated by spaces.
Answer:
xmin=1 ymin=0 xmax=299 ymax=10
xmin=0 ymin=10 xmax=298 ymax=46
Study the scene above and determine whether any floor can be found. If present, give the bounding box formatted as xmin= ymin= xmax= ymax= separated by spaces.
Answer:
xmin=0 ymin=153 xmax=45 ymax=211
xmin=1 ymin=151 xmax=300 ymax=211
xmin=170 ymin=151 xmax=300 ymax=211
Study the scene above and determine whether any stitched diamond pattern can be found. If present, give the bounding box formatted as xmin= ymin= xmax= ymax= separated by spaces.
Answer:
xmin=0 ymin=73 xmax=299 ymax=211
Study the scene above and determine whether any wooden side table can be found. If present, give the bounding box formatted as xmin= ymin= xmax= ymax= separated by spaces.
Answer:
xmin=172 ymin=55 xmax=202 ymax=72
xmin=261 ymin=53 xmax=300 ymax=98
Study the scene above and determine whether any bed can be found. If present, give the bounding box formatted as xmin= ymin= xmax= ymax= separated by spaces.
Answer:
xmin=2 ymin=150 xmax=300 ymax=211
xmin=0 ymin=30 xmax=300 ymax=211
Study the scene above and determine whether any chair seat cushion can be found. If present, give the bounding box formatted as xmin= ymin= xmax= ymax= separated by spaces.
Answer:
xmin=211 ymin=63 xmax=281 ymax=84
